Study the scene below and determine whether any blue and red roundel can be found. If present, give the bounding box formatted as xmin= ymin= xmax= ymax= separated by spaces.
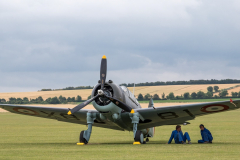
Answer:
xmin=201 ymin=104 xmax=229 ymax=113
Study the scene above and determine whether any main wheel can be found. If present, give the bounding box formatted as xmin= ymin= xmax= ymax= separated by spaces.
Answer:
xmin=80 ymin=131 xmax=88 ymax=144
xmin=134 ymin=130 xmax=144 ymax=144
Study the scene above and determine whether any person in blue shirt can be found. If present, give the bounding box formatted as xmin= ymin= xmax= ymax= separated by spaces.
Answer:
xmin=198 ymin=124 xmax=213 ymax=143
xmin=167 ymin=125 xmax=191 ymax=144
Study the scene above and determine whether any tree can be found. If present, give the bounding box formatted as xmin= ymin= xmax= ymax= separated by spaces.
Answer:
xmin=23 ymin=97 xmax=29 ymax=101
xmin=37 ymin=96 xmax=44 ymax=103
xmin=50 ymin=97 xmax=60 ymax=104
xmin=206 ymin=91 xmax=213 ymax=98
xmin=67 ymin=97 xmax=72 ymax=102
xmin=197 ymin=91 xmax=205 ymax=99
xmin=59 ymin=95 xmax=63 ymax=102
xmin=138 ymin=93 xmax=144 ymax=100
xmin=219 ymin=90 xmax=228 ymax=97
xmin=88 ymin=95 xmax=92 ymax=100
xmin=168 ymin=92 xmax=175 ymax=100
xmin=214 ymin=86 xmax=219 ymax=92
xmin=15 ymin=98 xmax=23 ymax=104
xmin=176 ymin=95 xmax=182 ymax=99
xmin=1 ymin=98 xmax=6 ymax=103
xmin=231 ymin=92 xmax=238 ymax=97
xmin=71 ymin=97 xmax=76 ymax=102
xmin=59 ymin=95 xmax=67 ymax=103
xmin=238 ymin=91 xmax=240 ymax=98
xmin=45 ymin=97 xmax=52 ymax=104
xmin=8 ymin=97 xmax=16 ymax=104
xmin=153 ymin=94 xmax=160 ymax=100
xmin=76 ymin=95 xmax=82 ymax=102
xmin=162 ymin=93 xmax=165 ymax=99
xmin=144 ymin=94 xmax=151 ymax=100
xmin=191 ymin=92 xmax=197 ymax=99
xmin=183 ymin=92 xmax=190 ymax=99
xmin=207 ymin=86 xmax=213 ymax=92
xmin=30 ymin=98 xmax=36 ymax=104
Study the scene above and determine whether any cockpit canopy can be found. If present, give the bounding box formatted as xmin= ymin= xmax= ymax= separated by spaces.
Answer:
xmin=120 ymin=86 xmax=139 ymax=105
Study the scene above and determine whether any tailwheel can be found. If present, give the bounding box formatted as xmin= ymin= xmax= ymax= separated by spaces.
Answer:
xmin=134 ymin=130 xmax=144 ymax=144
xmin=80 ymin=131 xmax=88 ymax=144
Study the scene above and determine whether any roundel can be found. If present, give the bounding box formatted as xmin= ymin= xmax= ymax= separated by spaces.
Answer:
xmin=201 ymin=104 xmax=229 ymax=113
xmin=13 ymin=107 xmax=39 ymax=115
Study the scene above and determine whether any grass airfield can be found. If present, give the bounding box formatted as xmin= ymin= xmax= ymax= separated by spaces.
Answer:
xmin=0 ymin=107 xmax=240 ymax=159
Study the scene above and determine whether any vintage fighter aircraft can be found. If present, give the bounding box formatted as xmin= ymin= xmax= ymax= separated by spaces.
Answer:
xmin=1 ymin=55 xmax=240 ymax=145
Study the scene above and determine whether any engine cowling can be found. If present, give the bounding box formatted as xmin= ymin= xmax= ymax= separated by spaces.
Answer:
xmin=91 ymin=82 xmax=124 ymax=113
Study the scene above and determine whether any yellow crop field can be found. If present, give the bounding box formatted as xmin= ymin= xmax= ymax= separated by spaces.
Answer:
xmin=0 ymin=83 xmax=240 ymax=101
xmin=226 ymin=86 xmax=240 ymax=93
xmin=0 ymin=89 xmax=92 ymax=100
xmin=128 ymin=83 xmax=240 ymax=97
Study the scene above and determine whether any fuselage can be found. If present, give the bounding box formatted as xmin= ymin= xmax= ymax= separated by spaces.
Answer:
xmin=91 ymin=81 xmax=142 ymax=131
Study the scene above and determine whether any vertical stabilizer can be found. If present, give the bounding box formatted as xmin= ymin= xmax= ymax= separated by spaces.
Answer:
xmin=148 ymin=98 xmax=155 ymax=109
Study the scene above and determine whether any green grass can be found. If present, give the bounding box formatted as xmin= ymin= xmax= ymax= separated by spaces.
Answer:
xmin=1 ymin=110 xmax=240 ymax=160
xmin=138 ymin=98 xmax=240 ymax=103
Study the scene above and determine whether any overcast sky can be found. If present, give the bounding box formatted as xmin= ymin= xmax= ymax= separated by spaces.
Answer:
xmin=0 ymin=0 xmax=240 ymax=92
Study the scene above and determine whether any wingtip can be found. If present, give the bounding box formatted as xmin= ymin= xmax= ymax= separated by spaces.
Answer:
xmin=67 ymin=110 xmax=72 ymax=115
xmin=102 ymin=55 xmax=107 ymax=59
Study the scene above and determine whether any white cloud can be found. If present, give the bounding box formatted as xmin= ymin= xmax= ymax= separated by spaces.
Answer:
xmin=0 ymin=0 xmax=240 ymax=92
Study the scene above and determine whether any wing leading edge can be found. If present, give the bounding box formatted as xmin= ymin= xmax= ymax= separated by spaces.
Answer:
xmin=0 ymin=104 xmax=123 ymax=131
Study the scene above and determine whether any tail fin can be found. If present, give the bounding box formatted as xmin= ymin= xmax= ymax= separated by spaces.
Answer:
xmin=148 ymin=98 xmax=155 ymax=109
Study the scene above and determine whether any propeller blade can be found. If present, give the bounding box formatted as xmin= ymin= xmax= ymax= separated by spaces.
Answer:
xmin=100 ymin=55 xmax=107 ymax=90
xmin=68 ymin=94 xmax=99 ymax=115
xmin=104 ymin=94 xmax=132 ymax=112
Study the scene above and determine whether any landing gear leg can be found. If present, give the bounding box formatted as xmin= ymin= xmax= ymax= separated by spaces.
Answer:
xmin=131 ymin=113 xmax=144 ymax=144
xmin=77 ymin=112 xmax=96 ymax=145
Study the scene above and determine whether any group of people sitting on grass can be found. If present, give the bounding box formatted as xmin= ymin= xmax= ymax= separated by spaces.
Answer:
xmin=167 ymin=124 xmax=213 ymax=144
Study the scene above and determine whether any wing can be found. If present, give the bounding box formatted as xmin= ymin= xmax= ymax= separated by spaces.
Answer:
xmin=136 ymin=100 xmax=240 ymax=130
xmin=0 ymin=104 xmax=123 ymax=131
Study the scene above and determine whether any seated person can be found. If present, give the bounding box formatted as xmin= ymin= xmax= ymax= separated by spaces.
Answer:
xmin=168 ymin=125 xmax=191 ymax=144
xmin=198 ymin=124 xmax=213 ymax=143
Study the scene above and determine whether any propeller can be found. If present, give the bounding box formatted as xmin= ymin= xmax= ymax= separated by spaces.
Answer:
xmin=100 ymin=55 xmax=107 ymax=90
xmin=104 ymin=94 xmax=132 ymax=112
xmin=67 ymin=94 xmax=99 ymax=115
xmin=68 ymin=55 xmax=133 ymax=115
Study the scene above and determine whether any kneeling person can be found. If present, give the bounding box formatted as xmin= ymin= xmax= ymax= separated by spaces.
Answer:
xmin=198 ymin=124 xmax=213 ymax=143
xmin=168 ymin=125 xmax=191 ymax=144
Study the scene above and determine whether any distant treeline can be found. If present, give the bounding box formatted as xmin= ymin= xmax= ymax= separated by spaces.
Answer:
xmin=41 ymin=86 xmax=93 ymax=91
xmin=41 ymin=79 xmax=240 ymax=91
xmin=2 ymin=85 xmax=240 ymax=105
xmin=1 ymin=86 xmax=240 ymax=105
xmin=137 ymin=86 xmax=240 ymax=101
xmin=120 ymin=79 xmax=240 ymax=87
xmin=0 ymin=95 xmax=92 ymax=105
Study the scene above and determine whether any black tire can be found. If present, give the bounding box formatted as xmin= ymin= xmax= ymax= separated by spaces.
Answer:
xmin=134 ymin=130 xmax=144 ymax=144
xmin=80 ymin=131 xmax=88 ymax=144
